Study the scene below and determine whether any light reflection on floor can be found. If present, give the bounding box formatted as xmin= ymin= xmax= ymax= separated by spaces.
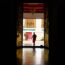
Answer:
xmin=16 ymin=48 xmax=49 ymax=65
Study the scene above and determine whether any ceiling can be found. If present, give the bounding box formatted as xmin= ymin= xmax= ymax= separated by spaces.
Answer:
xmin=23 ymin=3 xmax=46 ymax=13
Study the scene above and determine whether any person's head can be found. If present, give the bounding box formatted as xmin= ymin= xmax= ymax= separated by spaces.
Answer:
xmin=33 ymin=32 xmax=35 ymax=35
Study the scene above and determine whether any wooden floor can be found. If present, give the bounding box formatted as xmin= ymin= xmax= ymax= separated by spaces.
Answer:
xmin=16 ymin=48 xmax=49 ymax=65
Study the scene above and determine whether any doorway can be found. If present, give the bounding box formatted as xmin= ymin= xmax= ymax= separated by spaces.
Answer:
xmin=23 ymin=16 xmax=44 ymax=46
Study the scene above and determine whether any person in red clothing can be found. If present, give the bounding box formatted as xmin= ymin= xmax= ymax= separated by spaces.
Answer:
xmin=32 ymin=32 xmax=37 ymax=46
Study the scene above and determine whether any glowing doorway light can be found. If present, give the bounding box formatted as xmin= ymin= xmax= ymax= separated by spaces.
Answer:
xmin=23 ymin=18 xmax=44 ymax=46
xmin=36 ymin=19 xmax=42 ymax=31
xmin=35 ymin=19 xmax=44 ymax=40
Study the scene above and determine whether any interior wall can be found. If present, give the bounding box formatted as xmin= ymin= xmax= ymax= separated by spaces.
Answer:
xmin=23 ymin=13 xmax=44 ymax=19
xmin=45 ymin=33 xmax=49 ymax=47
xmin=44 ymin=9 xmax=49 ymax=47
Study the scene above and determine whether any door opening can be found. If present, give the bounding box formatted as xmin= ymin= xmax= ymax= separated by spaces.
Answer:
xmin=23 ymin=18 xmax=44 ymax=46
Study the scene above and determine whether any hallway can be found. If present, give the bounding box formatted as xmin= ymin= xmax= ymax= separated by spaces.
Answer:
xmin=16 ymin=2 xmax=49 ymax=65
xmin=16 ymin=48 xmax=49 ymax=65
